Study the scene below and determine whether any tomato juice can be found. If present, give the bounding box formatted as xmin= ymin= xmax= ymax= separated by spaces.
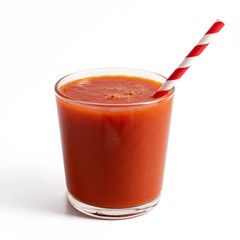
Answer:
xmin=55 ymin=68 xmax=174 ymax=218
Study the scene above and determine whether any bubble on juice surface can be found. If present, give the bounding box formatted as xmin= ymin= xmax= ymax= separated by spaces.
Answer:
xmin=107 ymin=95 xmax=119 ymax=100
xmin=107 ymin=85 xmax=146 ymax=100
xmin=106 ymin=94 xmax=130 ymax=101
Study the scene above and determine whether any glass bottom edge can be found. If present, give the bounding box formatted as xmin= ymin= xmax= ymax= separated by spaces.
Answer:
xmin=68 ymin=192 xmax=161 ymax=220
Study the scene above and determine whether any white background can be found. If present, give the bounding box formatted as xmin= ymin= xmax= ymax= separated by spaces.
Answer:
xmin=0 ymin=0 xmax=239 ymax=239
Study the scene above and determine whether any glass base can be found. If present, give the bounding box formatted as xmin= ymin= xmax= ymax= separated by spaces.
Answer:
xmin=68 ymin=192 xmax=160 ymax=220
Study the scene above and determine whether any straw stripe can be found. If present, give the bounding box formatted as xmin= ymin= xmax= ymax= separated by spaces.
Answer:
xmin=188 ymin=44 xmax=208 ymax=57
xmin=178 ymin=57 xmax=196 ymax=68
xmin=168 ymin=67 xmax=189 ymax=80
xmin=198 ymin=34 xmax=215 ymax=45
xmin=153 ymin=19 xmax=224 ymax=98
xmin=158 ymin=80 xmax=176 ymax=91
xmin=206 ymin=20 xmax=224 ymax=34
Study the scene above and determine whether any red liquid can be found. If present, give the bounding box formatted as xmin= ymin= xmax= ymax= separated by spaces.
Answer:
xmin=56 ymin=75 xmax=173 ymax=208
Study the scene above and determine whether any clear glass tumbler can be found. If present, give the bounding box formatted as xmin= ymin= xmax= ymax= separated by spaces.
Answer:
xmin=55 ymin=68 xmax=174 ymax=219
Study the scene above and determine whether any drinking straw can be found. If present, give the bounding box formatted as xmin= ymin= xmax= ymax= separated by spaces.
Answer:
xmin=153 ymin=19 xmax=225 ymax=98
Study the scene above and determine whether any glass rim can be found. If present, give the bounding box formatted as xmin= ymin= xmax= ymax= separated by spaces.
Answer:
xmin=54 ymin=67 xmax=175 ymax=107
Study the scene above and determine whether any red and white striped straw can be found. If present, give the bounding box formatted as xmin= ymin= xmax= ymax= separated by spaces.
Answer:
xmin=154 ymin=19 xmax=225 ymax=98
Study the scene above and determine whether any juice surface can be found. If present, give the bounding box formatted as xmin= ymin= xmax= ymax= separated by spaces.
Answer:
xmin=56 ymin=75 xmax=173 ymax=208
xmin=59 ymin=75 xmax=161 ymax=104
